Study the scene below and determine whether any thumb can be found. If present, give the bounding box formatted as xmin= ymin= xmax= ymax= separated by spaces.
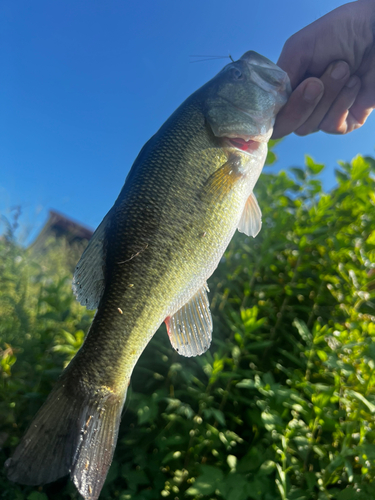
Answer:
xmin=277 ymin=35 xmax=314 ymax=89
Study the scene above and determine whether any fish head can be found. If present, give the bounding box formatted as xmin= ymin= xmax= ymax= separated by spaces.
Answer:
xmin=204 ymin=50 xmax=291 ymax=144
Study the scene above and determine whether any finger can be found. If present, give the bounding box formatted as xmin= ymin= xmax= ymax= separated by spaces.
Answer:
xmin=348 ymin=61 xmax=375 ymax=128
xmin=272 ymin=78 xmax=324 ymax=139
xmin=319 ymin=76 xmax=361 ymax=134
xmin=294 ymin=61 xmax=350 ymax=136
xmin=277 ymin=33 xmax=314 ymax=88
xmin=349 ymin=104 xmax=375 ymax=131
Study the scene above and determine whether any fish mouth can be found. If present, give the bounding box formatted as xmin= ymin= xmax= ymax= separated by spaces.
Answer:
xmin=241 ymin=50 xmax=292 ymax=97
xmin=223 ymin=136 xmax=262 ymax=153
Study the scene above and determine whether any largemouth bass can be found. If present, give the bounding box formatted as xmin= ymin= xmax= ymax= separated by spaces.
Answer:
xmin=6 ymin=51 xmax=290 ymax=500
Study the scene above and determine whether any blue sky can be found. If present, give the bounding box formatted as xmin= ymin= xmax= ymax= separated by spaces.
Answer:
xmin=1 ymin=0 xmax=374 ymax=242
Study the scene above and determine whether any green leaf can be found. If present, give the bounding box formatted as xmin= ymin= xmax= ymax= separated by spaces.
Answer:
xmin=217 ymin=473 xmax=248 ymax=500
xmin=265 ymin=150 xmax=277 ymax=166
xmin=212 ymin=408 xmax=226 ymax=426
xmin=345 ymin=458 xmax=353 ymax=483
xmin=351 ymin=154 xmax=370 ymax=180
xmin=293 ymin=318 xmax=312 ymax=343
xmin=364 ymin=155 xmax=375 ymax=172
xmin=186 ymin=466 xmax=224 ymax=496
xmin=366 ymin=230 xmax=375 ymax=245
xmin=290 ymin=167 xmax=306 ymax=181
xmin=237 ymin=447 xmax=263 ymax=472
xmin=258 ymin=460 xmax=276 ymax=476
xmin=245 ymin=478 xmax=269 ymax=500
xmin=162 ymin=450 xmax=182 ymax=464
xmin=337 ymin=488 xmax=356 ymax=500
xmin=305 ymin=155 xmax=325 ymax=175
xmin=335 ymin=168 xmax=349 ymax=183
xmin=227 ymin=454 xmax=237 ymax=470
xmin=346 ymin=390 xmax=375 ymax=414
xmin=27 ymin=493 xmax=48 ymax=500
xmin=236 ymin=378 xmax=255 ymax=389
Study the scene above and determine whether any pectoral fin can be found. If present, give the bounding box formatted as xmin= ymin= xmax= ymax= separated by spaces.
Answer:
xmin=165 ymin=284 xmax=212 ymax=357
xmin=238 ymin=192 xmax=262 ymax=237
xmin=202 ymin=156 xmax=243 ymax=200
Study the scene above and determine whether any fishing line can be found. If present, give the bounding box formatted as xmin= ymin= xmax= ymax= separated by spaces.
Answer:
xmin=189 ymin=54 xmax=234 ymax=63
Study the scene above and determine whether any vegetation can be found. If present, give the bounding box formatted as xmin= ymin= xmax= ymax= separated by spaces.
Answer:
xmin=0 ymin=151 xmax=375 ymax=500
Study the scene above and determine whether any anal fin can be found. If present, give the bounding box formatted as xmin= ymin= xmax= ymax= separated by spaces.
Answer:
xmin=238 ymin=192 xmax=262 ymax=237
xmin=165 ymin=284 xmax=212 ymax=357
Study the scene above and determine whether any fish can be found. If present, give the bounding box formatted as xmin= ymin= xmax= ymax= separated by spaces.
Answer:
xmin=5 ymin=51 xmax=291 ymax=500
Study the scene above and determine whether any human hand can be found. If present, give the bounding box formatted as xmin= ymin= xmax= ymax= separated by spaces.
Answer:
xmin=272 ymin=0 xmax=375 ymax=139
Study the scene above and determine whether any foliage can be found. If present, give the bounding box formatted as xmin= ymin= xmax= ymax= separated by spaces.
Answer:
xmin=0 ymin=152 xmax=375 ymax=500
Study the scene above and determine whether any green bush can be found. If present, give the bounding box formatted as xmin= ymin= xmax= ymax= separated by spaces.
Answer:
xmin=1 ymin=152 xmax=374 ymax=499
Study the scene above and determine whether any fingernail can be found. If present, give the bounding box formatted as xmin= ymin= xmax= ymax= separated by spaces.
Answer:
xmin=345 ymin=76 xmax=358 ymax=88
xmin=331 ymin=62 xmax=348 ymax=80
xmin=303 ymin=82 xmax=323 ymax=102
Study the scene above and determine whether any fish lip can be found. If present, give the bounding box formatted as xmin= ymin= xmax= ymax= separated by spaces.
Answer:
xmin=223 ymin=136 xmax=265 ymax=156
xmin=241 ymin=51 xmax=291 ymax=98
xmin=248 ymin=66 xmax=291 ymax=98
xmin=223 ymin=131 xmax=268 ymax=143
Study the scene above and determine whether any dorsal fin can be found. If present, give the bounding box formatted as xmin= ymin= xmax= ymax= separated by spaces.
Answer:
xmin=238 ymin=192 xmax=262 ymax=237
xmin=72 ymin=210 xmax=112 ymax=310
xmin=165 ymin=284 xmax=212 ymax=357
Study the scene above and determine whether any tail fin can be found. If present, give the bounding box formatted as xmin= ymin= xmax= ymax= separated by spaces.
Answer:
xmin=5 ymin=378 xmax=126 ymax=500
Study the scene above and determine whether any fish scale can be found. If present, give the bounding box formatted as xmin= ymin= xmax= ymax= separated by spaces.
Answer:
xmin=6 ymin=50 xmax=291 ymax=500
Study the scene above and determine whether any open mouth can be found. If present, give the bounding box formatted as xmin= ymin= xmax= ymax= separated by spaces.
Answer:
xmin=225 ymin=137 xmax=261 ymax=152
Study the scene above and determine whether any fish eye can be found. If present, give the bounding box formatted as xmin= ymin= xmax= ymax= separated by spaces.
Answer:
xmin=231 ymin=67 xmax=243 ymax=80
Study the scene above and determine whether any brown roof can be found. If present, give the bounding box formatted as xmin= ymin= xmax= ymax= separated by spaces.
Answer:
xmin=30 ymin=210 xmax=94 ymax=253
